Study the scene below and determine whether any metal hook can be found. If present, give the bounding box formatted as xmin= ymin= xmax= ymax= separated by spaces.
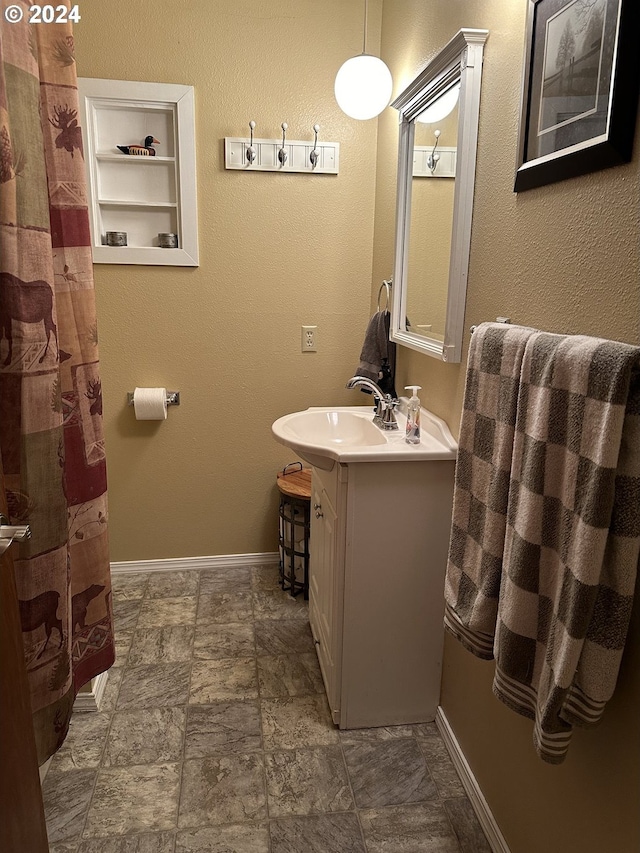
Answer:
xmin=427 ymin=129 xmax=441 ymax=173
xmin=246 ymin=120 xmax=256 ymax=164
xmin=310 ymin=124 xmax=320 ymax=169
xmin=278 ymin=122 xmax=288 ymax=166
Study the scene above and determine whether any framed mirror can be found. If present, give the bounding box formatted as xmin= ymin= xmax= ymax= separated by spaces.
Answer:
xmin=390 ymin=29 xmax=489 ymax=363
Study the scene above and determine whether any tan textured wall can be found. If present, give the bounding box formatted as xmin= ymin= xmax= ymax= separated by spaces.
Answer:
xmin=377 ymin=2 xmax=640 ymax=852
xmin=74 ymin=0 xmax=383 ymax=561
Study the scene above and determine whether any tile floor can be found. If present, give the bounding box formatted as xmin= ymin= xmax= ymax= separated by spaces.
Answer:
xmin=42 ymin=565 xmax=492 ymax=852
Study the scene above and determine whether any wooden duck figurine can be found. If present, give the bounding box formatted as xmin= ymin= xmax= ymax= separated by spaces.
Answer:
xmin=117 ymin=135 xmax=160 ymax=156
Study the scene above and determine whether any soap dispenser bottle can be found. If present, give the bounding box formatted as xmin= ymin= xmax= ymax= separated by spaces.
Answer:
xmin=405 ymin=386 xmax=422 ymax=445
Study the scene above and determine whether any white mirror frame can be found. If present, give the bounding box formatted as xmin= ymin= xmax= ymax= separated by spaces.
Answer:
xmin=390 ymin=29 xmax=488 ymax=363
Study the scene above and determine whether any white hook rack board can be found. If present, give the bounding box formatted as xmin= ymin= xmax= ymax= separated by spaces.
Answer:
xmin=413 ymin=146 xmax=457 ymax=178
xmin=224 ymin=137 xmax=339 ymax=174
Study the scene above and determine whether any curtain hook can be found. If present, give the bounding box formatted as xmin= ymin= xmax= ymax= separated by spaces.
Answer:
xmin=427 ymin=129 xmax=441 ymax=173
xmin=278 ymin=122 xmax=288 ymax=166
xmin=246 ymin=120 xmax=256 ymax=164
xmin=310 ymin=124 xmax=320 ymax=169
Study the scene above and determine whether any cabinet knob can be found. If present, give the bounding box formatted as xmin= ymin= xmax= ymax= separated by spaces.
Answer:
xmin=315 ymin=510 xmax=323 ymax=518
xmin=314 ymin=639 xmax=321 ymax=646
xmin=313 ymin=502 xmax=322 ymax=510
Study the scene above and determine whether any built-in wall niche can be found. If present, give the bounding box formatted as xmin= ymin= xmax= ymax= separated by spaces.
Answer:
xmin=78 ymin=79 xmax=198 ymax=266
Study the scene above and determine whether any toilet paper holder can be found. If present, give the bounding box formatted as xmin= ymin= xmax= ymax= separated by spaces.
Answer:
xmin=127 ymin=390 xmax=180 ymax=407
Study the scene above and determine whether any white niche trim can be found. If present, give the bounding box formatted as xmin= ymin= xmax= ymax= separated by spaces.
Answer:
xmin=78 ymin=78 xmax=199 ymax=266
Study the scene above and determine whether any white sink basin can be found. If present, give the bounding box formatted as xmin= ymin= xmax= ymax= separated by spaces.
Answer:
xmin=272 ymin=405 xmax=457 ymax=470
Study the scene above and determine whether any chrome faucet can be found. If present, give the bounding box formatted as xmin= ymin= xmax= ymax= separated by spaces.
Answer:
xmin=345 ymin=375 xmax=399 ymax=430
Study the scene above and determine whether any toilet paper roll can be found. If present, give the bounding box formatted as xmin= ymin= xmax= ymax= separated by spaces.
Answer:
xmin=133 ymin=387 xmax=167 ymax=420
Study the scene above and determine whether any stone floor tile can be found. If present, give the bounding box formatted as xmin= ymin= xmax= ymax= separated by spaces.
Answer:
xmin=178 ymin=754 xmax=266 ymax=828
xmin=199 ymin=567 xmax=252 ymax=595
xmin=185 ymin=700 xmax=262 ymax=758
xmin=269 ymin=813 xmax=366 ymax=852
xmin=112 ymin=628 xmax=134 ymax=667
xmin=254 ymin=619 xmax=314 ymax=656
xmin=257 ymin=653 xmax=324 ymax=698
xmin=116 ymin=662 xmax=191 ymax=709
xmin=193 ymin=622 xmax=255 ymax=659
xmin=112 ymin=598 xmax=143 ymax=632
xmin=417 ymin=737 xmax=466 ymax=799
xmin=98 ymin=665 xmax=123 ymax=713
xmin=103 ymin=707 xmax=186 ymax=766
xmin=76 ymin=832 xmax=176 ymax=852
xmin=443 ymin=797 xmax=492 ymax=853
xmin=48 ymin=844 xmax=79 ymax=853
xmin=189 ymin=658 xmax=258 ymax=703
xmin=175 ymin=823 xmax=269 ymax=852
xmin=252 ymin=589 xmax=309 ymax=620
xmin=111 ymin=573 xmax=149 ymax=601
xmin=412 ymin=722 xmax=440 ymax=738
xmin=42 ymin=768 xmax=97 ymax=843
xmin=145 ymin=571 xmax=200 ymax=599
xmin=251 ymin=564 xmax=281 ymax=591
xmin=49 ymin=712 xmax=111 ymax=772
xmin=260 ymin=694 xmax=338 ymax=750
xmin=343 ymin=738 xmax=437 ymax=809
xmin=359 ymin=802 xmax=462 ymax=852
xmin=44 ymin=567 xmax=489 ymax=853
xmin=339 ymin=724 xmax=417 ymax=744
xmin=137 ymin=597 xmax=197 ymax=629
xmin=196 ymin=591 xmax=254 ymax=625
xmin=264 ymin=746 xmax=353 ymax=817
xmin=83 ymin=763 xmax=180 ymax=837
xmin=128 ymin=625 xmax=195 ymax=666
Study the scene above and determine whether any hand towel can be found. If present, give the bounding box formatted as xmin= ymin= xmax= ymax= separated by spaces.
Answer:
xmin=355 ymin=310 xmax=396 ymax=397
xmin=493 ymin=333 xmax=640 ymax=763
xmin=444 ymin=322 xmax=538 ymax=658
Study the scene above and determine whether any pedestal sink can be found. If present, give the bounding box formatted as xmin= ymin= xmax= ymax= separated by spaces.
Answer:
xmin=272 ymin=404 xmax=457 ymax=470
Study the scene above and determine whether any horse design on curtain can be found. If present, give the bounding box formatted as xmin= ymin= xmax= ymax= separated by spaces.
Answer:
xmin=0 ymin=2 xmax=114 ymax=763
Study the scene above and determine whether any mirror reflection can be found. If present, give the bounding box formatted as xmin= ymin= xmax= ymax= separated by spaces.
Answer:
xmin=407 ymin=89 xmax=459 ymax=342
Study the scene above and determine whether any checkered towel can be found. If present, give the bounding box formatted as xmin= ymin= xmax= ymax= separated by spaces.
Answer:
xmin=445 ymin=323 xmax=640 ymax=764
xmin=444 ymin=323 xmax=538 ymax=656
xmin=493 ymin=332 xmax=640 ymax=763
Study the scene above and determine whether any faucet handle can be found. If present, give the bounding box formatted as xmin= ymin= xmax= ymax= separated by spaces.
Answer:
xmin=380 ymin=396 xmax=400 ymax=430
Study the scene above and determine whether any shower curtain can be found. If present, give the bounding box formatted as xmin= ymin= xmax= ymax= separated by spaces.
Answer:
xmin=0 ymin=2 xmax=114 ymax=763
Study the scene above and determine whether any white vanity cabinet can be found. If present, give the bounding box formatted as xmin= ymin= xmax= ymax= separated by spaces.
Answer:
xmin=308 ymin=458 xmax=455 ymax=729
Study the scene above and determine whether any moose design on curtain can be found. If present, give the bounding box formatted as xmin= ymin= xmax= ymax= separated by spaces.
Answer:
xmin=0 ymin=2 xmax=114 ymax=763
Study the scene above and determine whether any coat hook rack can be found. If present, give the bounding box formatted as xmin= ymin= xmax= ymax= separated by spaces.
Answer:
xmin=246 ymin=121 xmax=256 ymax=164
xmin=224 ymin=122 xmax=339 ymax=174
xmin=278 ymin=122 xmax=288 ymax=166
xmin=310 ymin=124 xmax=320 ymax=169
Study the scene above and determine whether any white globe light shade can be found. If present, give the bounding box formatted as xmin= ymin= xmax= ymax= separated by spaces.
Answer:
xmin=335 ymin=54 xmax=393 ymax=120
xmin=416 ymin=84 xmax=460 ymax=124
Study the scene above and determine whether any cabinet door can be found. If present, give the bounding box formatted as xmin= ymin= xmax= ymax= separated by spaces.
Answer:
xmin=308 ymin=480 xmax=341 ymax=723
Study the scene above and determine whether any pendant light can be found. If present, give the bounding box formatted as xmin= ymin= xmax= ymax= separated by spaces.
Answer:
xmin=334 ymin=0 xmax=393 ymax=121
xmin=416 ymin=83 xmax=461 ymax=124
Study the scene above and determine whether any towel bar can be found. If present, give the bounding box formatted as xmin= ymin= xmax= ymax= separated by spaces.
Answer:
xmin=470 ymin=317 xmax=511 ymax=334
xmin=378 ymin=279 xmax=392 ymax=312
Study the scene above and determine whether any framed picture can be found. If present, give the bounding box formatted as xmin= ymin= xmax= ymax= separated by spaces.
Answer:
xmin=514 ymin=0 xmax=639 ymax=192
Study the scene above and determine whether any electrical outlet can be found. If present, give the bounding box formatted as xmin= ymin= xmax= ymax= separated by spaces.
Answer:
xmin=301 ymin=325 xmax=317 ymax=352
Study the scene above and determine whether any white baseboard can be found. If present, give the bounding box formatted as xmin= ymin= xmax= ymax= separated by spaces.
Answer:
xmin=109 ymin=551 xmax=280 ymax=574
xmin=436 ymin=706 xmax=511 ymax=853
xmin=73 ymin=669 xmax=110 ymax=713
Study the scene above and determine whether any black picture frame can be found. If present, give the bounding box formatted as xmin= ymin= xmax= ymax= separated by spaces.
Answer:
xmin=514 ymin=0 xmax=639 ymax=192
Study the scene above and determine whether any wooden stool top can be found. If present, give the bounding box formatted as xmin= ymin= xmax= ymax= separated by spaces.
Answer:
xmin=277 ymin=466 xmax=312 ymax=500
